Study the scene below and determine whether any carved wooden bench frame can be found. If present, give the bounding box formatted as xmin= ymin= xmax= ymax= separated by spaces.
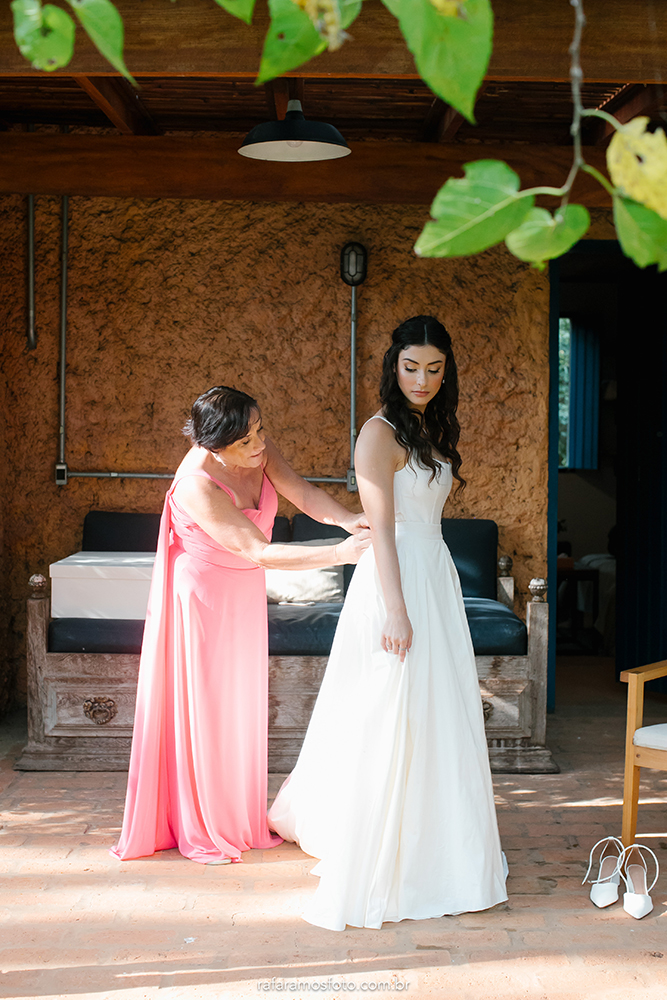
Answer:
xmin=16 ymin=571 xmax=556 ymax=774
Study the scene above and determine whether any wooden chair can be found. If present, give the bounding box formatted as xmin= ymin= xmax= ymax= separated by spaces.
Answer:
xmin=620 ymin=659 xmax=667 ymax=846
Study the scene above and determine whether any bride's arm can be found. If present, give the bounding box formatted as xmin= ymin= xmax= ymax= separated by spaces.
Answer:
xmin=173 ymin=476 xmax=369 ymax=569
xmin=262 ymin=435 xmax=368 ymax=534
xmin=355 ymin=419 xmax=413 ymax=663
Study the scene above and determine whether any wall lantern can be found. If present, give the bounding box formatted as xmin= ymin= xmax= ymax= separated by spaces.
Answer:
xmin=340 ymin=242 xmax=367 ymax=286
xmin=238 ymin=100 xmax=351 ymax=162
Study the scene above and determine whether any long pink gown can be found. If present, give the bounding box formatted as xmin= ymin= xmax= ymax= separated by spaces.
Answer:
xmin=111 ymin=469 xmax=282 ymax=863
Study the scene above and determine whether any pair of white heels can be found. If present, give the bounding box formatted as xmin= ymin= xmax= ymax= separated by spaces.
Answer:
xmin=582 ymin=836 xmax=659 ymax=919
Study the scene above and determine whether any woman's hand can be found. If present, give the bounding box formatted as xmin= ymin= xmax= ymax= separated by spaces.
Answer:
xmin=381 ymin=610 xmax=413 ymax=663
xmin=339 ymin=512 xmax=370 ymax=534
xmin=335 ymin=530 xmax=372 ymax=564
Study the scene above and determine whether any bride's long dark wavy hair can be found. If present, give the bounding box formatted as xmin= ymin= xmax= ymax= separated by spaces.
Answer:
xmin=379 ymin=315 xmax=465 ymax=492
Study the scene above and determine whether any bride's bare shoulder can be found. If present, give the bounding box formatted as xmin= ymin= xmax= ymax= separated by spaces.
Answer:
xmin=357 ymin=414 xmax=404 ymax=471
xmin=358 ymin=414 xmax=394 ymax=442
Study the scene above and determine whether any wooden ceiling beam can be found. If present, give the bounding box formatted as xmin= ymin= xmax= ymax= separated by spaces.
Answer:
xmin=418 ymin=83 xmax=486 ymax=142
xmin=0 ymin=1 xmax=665 ymax=82
xmin=583 ymin=83 xmax=664 ymax=145
xmin=418 ymin=99 xmax=465 ymax=143
xmin=73 ymin=75 xmax=160 ymax=134
xmin=264 ymin=78 xmax=305 ymax=120
xmin=0 ymin=133 xmax=611 ymax=207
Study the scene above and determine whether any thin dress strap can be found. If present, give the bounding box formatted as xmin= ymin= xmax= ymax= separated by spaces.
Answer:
xmin=170 ymin=470 xmax=237 ymax=505
xmin=366 ymin=414 xmax=395 ymax=429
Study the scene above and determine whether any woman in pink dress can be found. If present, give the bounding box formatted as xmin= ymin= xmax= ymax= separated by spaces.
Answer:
xmin=112 ymin=386 xmax=368 ymax=865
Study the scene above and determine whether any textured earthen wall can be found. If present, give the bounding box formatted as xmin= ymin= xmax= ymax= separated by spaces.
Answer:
xmin=0 ymin=194 xmax=555 ymax=709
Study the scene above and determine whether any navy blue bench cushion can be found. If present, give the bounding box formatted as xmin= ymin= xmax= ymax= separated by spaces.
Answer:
xmin=268 ymin=603 xmax=341 ymax=656
xmin=48 ymin=607 xmax=338 ymax=657
xmin=270 ymin=599 xmax=526 ymax=657
xmin=49 ymin=618 xmax=146 ymax=655
xmin=82 ymin=511 xmax=161 ymax=552
xmin=49 ymin=599 xmax=526 ymax=657
xmin=441 ymin=519 xmax=498 ymax=600
xmin=463 ymin=598 xmax=527 ymax=656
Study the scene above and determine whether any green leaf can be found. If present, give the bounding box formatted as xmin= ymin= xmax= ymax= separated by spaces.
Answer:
xmin=11 ymin=0 xmax=75 ymax=71
xmin=415 ymin=159 xmax=534 ymax=258
xmin=505 ymin=205 xmax=591 ymax=270
xmin=65 ymin=0 xmax=135 ymax=84
xmin=613 ymin=195 xmax=667 ymax=272
xmin=383 ymin=0 xmax=493 ymax=122
xmin=212 ymin=0 xmax=256 ymax=26
xmin=340 ymin=0 xmax=362 ymax=30
xmin=340 ymin=0 xmax=361 ymax=29
xmin=257 ymin=0 xmax=327 ymax=84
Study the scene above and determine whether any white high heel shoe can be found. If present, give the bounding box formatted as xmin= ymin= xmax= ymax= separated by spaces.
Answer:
xmin=582 ymin=836 xmax=624 ymax=907
xmin=620 ymin=844 xmax=659 ymax=919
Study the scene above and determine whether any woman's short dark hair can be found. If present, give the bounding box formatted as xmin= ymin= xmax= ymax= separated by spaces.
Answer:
xmin=379 ymin=315 xmax=466 ymax=492
xmin=183 ymin=386 xmax=259 ymax=450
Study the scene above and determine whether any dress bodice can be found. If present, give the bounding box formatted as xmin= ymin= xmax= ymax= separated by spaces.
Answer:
xmin=393 ymin=461 xmax=452 ymax=525
xmin=168 ymin=470 xmax=278 ymax=569
xmin=366 ymin=415 xmax=452 ymax=525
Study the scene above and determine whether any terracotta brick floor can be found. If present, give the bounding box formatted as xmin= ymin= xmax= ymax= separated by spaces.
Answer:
xmin=1 ymin=658 xmax=666 ymax=1000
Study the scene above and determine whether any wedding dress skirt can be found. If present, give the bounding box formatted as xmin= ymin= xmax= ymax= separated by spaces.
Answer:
xmin=268 ymin=448 xmax=507 ymax=930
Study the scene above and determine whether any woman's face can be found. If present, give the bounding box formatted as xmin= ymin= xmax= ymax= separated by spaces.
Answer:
xmin=395 ymin=344 xmax=447 ymax=411
xmin=212 ymin=410 xmax=266 ymax=470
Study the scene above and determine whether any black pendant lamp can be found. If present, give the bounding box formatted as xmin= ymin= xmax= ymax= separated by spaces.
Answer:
xmin=238 ymin=100 xmax=351 ymax=162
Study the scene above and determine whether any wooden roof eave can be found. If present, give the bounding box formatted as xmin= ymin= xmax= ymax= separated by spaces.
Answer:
xmin=0 ymin=0 xmax=665 ymax=83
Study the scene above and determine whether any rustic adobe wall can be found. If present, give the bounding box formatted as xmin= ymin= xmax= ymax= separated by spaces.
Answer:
xmin=0 ymin=194 xmax=554 ymax=709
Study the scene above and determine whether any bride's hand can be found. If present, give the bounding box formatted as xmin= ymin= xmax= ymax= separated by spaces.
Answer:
xmin=381 ymin=611 xmax=413 ymax=663
xmin=336 ymin=530 xmax=372 ymax=564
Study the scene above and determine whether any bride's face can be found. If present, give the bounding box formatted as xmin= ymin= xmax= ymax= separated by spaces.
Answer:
xmin=395 ymin=344 xmax=447 ymax=411
xmin=211 ymin=411 xmax=266 ymax=470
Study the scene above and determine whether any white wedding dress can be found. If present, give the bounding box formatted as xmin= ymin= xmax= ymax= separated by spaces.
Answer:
xmin=268 ymin=417 xmax=508 ymax=930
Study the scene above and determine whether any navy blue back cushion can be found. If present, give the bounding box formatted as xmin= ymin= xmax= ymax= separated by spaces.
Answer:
xmin=440 ymin=519 xmax=498 ymax=599
xmin=291 ymin=513 xmax=350 ymax=541
xmin=82 ymin=511 xmax=161 ymax=552
xmin=271 ymin=516 xmax=292 ymax=542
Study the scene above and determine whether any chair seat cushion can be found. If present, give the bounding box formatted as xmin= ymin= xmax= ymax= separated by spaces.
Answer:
xmin=633 ymin=723 xmax=667 ymax=751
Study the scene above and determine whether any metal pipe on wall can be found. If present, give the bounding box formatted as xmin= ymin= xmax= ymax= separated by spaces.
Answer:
xmin=59 ymin=194 xmax=68 ymax=464
xmin=68 ymin=471 xmax=174 ymax=480
xmin=27 ymin=194 xmax=36 ymax=350
xmin=349 ymin=283 xmax=357 ymax=474
xmin=54 ymin=194 xmax=68 ymax=484
xmin=54 ymin=237 xmax=365 ymax=487
xmin=27 ymin=124 xmax=36 ymax=351
xmin=341 ymin=242 xmax=367 ymax=492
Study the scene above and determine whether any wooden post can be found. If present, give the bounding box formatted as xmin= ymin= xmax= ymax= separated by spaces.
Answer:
xmin=25 ymin=575 xmax=50 ymax=752
xmin=527 ymin=577 xmax=549 ymax=747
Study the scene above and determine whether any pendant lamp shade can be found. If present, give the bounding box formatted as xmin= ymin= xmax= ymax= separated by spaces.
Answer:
xmin=238 ymin=100 xmax=351 ymax=162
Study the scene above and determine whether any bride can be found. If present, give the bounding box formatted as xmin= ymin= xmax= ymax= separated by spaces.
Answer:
xmin=268 ymin=315 xmax=507 ymax=930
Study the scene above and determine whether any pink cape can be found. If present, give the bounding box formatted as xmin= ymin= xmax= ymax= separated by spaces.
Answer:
xmin=111 ymin=470 xmax=282 ymax=863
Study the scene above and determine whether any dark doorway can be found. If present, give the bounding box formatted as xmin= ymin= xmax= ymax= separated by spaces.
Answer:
xmin=550 ymin=242 xmax=667 ymax=700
